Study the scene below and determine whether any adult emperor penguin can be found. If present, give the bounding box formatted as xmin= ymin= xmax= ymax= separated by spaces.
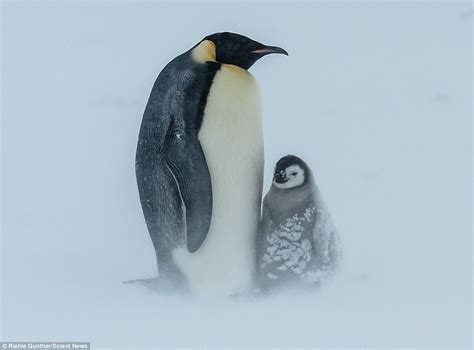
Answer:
xmin=135 ymin=32 xmax=287 ymax=296
xmin=257 ymin=155 xmax=341 ymax=292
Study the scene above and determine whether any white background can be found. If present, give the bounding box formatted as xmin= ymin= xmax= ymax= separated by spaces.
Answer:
xmin=1 ymin=1 xmax=472 ymax=348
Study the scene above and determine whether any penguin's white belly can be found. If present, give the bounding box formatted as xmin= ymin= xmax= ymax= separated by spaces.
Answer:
xmin=173 ymin=64 xmax=264 ymax=296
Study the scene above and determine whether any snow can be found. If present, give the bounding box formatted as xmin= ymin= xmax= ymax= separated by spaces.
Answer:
xmin=1 ymin=1 xmax=472 ymax=348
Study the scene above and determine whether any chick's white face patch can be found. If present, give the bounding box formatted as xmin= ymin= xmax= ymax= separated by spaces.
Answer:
xmin=273 ymin=164 xmax=305 ymax=189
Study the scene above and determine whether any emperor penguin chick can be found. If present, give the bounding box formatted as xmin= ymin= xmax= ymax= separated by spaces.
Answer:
xmin=257 ymin=155 xmax=341 ymax=291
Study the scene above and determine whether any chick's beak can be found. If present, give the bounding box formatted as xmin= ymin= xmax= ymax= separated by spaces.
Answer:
xmin=274 ymin=171 xmax=288 ymax=184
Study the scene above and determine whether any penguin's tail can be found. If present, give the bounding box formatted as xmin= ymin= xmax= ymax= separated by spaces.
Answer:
xmin=123 ymin=276 xmax=189 ymax=295
xmin=123 ymin=277 xmax=159 ymax=287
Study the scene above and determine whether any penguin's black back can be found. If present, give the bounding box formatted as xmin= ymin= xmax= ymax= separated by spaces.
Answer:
xmin=138 ymin=52 xmax=220 ymax=154
xmin=135 ymin=50 xmax=220 ymax=280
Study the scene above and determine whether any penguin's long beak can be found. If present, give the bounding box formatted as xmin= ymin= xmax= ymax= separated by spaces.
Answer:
xmin=251 ymin=46 xmax=288 ymax=56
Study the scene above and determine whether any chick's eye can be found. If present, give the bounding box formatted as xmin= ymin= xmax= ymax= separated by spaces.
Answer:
xmin=291 ymin=172 xmax=298 ymax=176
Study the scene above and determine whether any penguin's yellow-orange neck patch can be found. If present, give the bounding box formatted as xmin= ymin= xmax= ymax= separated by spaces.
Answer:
xmin=192 ymin=40 xmax=216 ymax=63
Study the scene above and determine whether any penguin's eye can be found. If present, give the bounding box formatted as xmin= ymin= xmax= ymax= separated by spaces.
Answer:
xmin=291 ymin=172 xmax=298 ymax=176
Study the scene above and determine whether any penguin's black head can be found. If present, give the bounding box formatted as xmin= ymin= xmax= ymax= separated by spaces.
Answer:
xmin=202 ymin=32 xmax=288 ymax=70
xmin=273 ymin=155 xmax=310 ymax=189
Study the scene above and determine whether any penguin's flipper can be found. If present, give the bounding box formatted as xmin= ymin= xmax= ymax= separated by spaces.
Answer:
xmin=257 ymin=200 xmax=271 ymax=258
xmin=164 ymin=121 xmax=213 ymax=253
xmin=312 ymin=199 xmax=340 ymax=270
